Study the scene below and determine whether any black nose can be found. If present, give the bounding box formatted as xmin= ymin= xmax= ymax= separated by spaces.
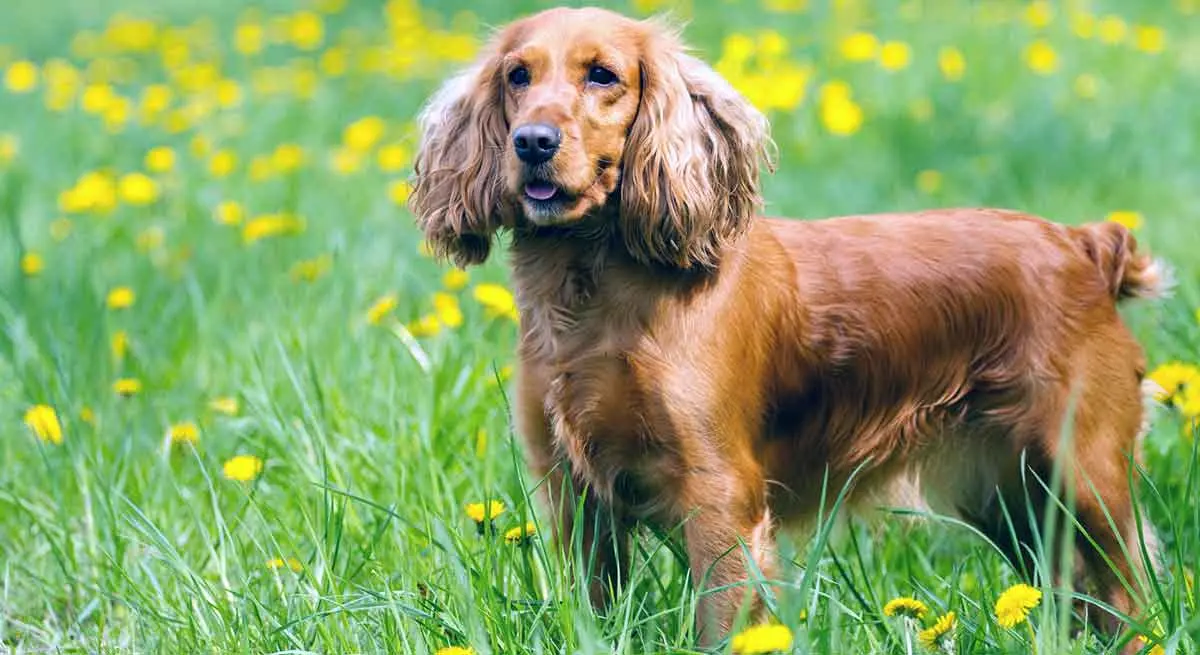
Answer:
xmin=512 ymin=123 xmax=561 ymax=165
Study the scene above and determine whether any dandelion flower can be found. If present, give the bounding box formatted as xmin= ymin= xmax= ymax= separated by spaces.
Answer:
xmin=434 ymin=648 xmax=474 ymax=655
xmin=388 ymin=180 xmax=411 ymax=206
xmin=938 ymin=47 xmax=966 ymax=81
xmin=242 ymin=213 xmax=304 ymax=243
xmin=208 ymin=150 xmax=237 ymax=178
xmin=107 ymin=286 xmax=136 ymax=309
xmin=215 ymin=200 xmax=244 ymax=226
xmin=838 ymin=32 xmax=878 ymax=62
xmin=5 ymin=60 xmax=39 ymax=93
xmin=433 ymin=292 xmax=463 ymax=328
xmin=407 ymin=314 xmax=441 ymax=337
xmin=465 ymin=500 xmax=505 ymax=523
xmin=918 ymin=611 xmax=956 ymax=649
xmin=883 ymin=596 xmax=928 ymax=619
xmin=377 ymin=143 xmax=409 ymax=172
xmin=168 ymin=421 xmax=199 ymax=445
xmin=0 ymin=133 xmax=18 ymax=164
xmin=1106 ymin=210 xmax=1143 ymax=230
xmin=1134 ymin=26 xmax=1165 ymax=54
xmin=730 ymin=623 xmax=793 ymax=654
xmin=234 ymin=22 xmax=264 ymax=55
xmin=343 ymin=115 xmax=386 ymax=151
xmin=366 ymin=294 xmax=398 ymax=325
xmin=21 ymin=252 xmax=44 ymax=276
xmin=210 ymin=397 xmax=240 ymax=416
xmin=878 ymin=41 xmax=911 ymax=71
xmin=271 ymin=143 xmax=306 ymax=172
xmin=1025 ymin=40 xmax=1058 ymax=75
xmin=442 ymin=269 xmax=469 ymax=291
xmin=24 ymin=404 xmax=63 ymax=444
xmin=144 ymin=146 xmax=176 ymax=173
xmin=820 ymin=92 xmax=864 ymax=136
xmin=290 ymin=254 xmax=332 ymax=282
xmin=118 ymin=172 xmax=160 ymax=205
xmin=111 ymin=330 xmax=129 ymax=362
xmin=288 ymin=11 xmax=324 ymax=50
xmin=113 ymin=377 xmax=143 ymax=397
xmin=1024 ymin=1 xmax=1054 ymax=28
xmin=995 ymin=583 xmax=1041 ymax=628
xmin=1097 ymin=15 xmax=1128 ymax=44
xmin=504 ymin=521 xmax=538 ymax=545
xmin=473 ymin=284 xmax=518 ymax=321
xmin=1147 ymin=362 xmax=1198 ymax=402
xmin=223 ymin=454 xmax=264 ymax=481
xmin=266 ymin=556 xmax=303 ymax=572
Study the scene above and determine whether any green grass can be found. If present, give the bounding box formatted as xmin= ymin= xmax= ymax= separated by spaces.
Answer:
xmin=2 ymin=0 xmax=1199 ymax=653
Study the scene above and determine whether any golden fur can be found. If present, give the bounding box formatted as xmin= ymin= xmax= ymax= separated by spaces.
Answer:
xmin=410 ymin=7 xmax=1164 ymax=650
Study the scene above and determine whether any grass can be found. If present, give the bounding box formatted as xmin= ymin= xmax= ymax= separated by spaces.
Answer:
xmin=2 ymin=0 xmax=1199 ymax=653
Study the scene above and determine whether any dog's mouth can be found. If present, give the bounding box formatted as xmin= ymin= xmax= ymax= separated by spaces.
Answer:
xmin=524 ymin=180 xmax=561 ymax=202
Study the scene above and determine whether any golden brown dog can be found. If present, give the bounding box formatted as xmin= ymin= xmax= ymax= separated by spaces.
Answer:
xmin=410 ymin=6 xmax=1165 ymax=648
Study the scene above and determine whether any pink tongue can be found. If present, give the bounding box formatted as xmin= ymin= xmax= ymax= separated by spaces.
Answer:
xmin=524 ymin=182 xmax=558 ymax=201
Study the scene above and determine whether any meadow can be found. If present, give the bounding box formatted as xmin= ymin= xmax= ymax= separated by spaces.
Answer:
xmin=2 ymin=0 xmax=1199 ymax=653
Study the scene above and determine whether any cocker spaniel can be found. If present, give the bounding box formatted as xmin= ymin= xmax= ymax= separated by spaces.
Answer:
xmin=410 ymin=7 xmax=1165 ymax=649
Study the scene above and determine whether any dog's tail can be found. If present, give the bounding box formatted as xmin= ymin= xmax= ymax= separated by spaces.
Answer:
xmin=1075 ymin=221 xmax=1172 ymax=302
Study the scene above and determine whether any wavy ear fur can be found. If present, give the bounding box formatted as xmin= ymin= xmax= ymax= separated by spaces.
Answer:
xmin=620 ymin=21 xmax=775 ymax=270
xmin=409 ymin=52 xmax=508 ymax=267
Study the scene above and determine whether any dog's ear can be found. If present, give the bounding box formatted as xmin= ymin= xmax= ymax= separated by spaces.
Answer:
xmin=619 ymin=21 xmax=775 ymax=270
xmin=409 ymin=49 xmax=509 ymax=268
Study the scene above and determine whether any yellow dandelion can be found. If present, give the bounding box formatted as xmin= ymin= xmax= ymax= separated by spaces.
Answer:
xmin=883 ymin=596 xmax=928 ymax=619
xmin=20 ymin=252 xmax=44 ymax=276
xmin=215 ymin=200 xmax=244 ymax=226
xmin=504 ymin=521 xmax=538 ymax=545
xmin=407 ymin=314 xmax=442 ymax=337
xmin=839 ymin=32 xmax=879 ymax=62
xmin=5 ymin=60 xmax=39 ymax=93
xmin=223 ymin=454 xmax=264 ymax=482
xmin=168 ymin=421 xmax=199 ymax=445
xmin=388 ymin=180 xmax=411 ymax=206
xmin=1137 ymin=635 xmax=1165 ymax=655
xmin=1024 ymin=1 xmax=1054 ymax=28
xmin=113 ymin=377 xmax=143 ymax=397
xmin=110 ymin=330 xmax=129 ymax=362
xmin=209 ymin=397 xmax=240 ymax=416
xmin=366 ymin=294 xmax=398 ymax=325
xmin=266 ymin=556 xmax=304 ymax=572
xmin=473 ymin=283 xmax=518 ymax=321
xmin=288 ymin=11 xmax=324 ymax=50
xmin=208 ymin=150 xmax=237 ymax=178
xmin=144 ymin=146 xmax=176 ymax=173
xmin=1106 ymin=210 xmax=1143 ymax=230
xmin=1097 ymin=15 xmax=1128 ymax=45
xmin=24 ymin=404 xmax=63 ymax=444
xmin=1025 ymin=40 xmax=1058 ymax=75
xmin=878 ymin=41 xmax=911 ymax=71
xmin=485 ymin=364 xmax=514 ymax=388
xmin=820 ymin=92 xmax=864 ymax=136
xmin=330 ymin=148 xmax=362 ymax=175
xmin=290 ymin=254 xmax=332 ymax=282
xmin=434 ymin=648 xmax=474 ymax=655
xmin=918 ymin=611 xmax=956 ymax=649
xmin=730 ymin=623 xmax=793 ymax=654
xmin=1179 ymin=384 xmax=1200 ymax=418
xmin=271 ymin=143 xmax=306 ymax=172
xmin=995 ymin=583 xmax=1042 ymax=628
xmin=938 ymin=47 xmax=966 ymax=81
xmin=118 ymin=172 xmax=160 ymax=206
xmin=242 ymin=214 xmax=304 ymax=244
xmin=343 ymin=115 xmax=386 ymax=152
xmin=433 ymin=292 xmax=463 ymax=328
xmin=107 ymin=286 xmax=136 ymax=310
xmin=377 ymin=143 xmax=409 ymax=172
xmin=464 ymin=500 xmax=505 ymax=523
xmin=442 ymin=269 xmax=469 ymax=291
xmin=1134 ymin=26 xmax=1166 ymax=54
xmin=234 ymin=22 xmax=264 ymax=55
xmin=319 ymin=47 xmax=348 ymax=76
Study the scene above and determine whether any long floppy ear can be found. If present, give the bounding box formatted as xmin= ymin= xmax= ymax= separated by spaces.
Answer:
xmin=620 ymin=21 xmax=775 ymax=270
xmin=409 ymin=51 xmax=509 ymax=267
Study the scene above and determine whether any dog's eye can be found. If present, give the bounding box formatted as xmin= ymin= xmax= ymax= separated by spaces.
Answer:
xmin=508 ymin=66 xmax=530 ymax=87
xmin=586 ymin=65 xmax=618 ymax=86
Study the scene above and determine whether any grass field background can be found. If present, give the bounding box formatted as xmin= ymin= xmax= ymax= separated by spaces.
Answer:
xmin=2 ymin=0 xmax=1199 ymax=653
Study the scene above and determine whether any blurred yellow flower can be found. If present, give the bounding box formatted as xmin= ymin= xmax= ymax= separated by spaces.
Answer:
xmin=388 ymin=180 xmax=412 ymax=206
xmin=1097 ymin=15 xmax=1128 ymax=44
xmin=434 ymin=648 xmax=473 ymax=655
xmin=80 ymin=407 xmax=96 ymax=425
xmin=344 ymin=116 xmax=386 ymax=151
xmin=433 ymin=292 xmax=463 ymax=328
xmin=1070 ymin=11 xmax=1096 ymax=39
xmin=1148 ymin=362 xmax=1199 ymax=402
xmin=24 ymin=404 xmax=63 ymax=444
xmin=234 ymin=22 xmax=265 ymax=55
xmin=504 ymin=521 xmax=538 ymax=545
xmin=216 ymin=79 xmax=242 ymax=108
xmin=878 ymin=41 xmax=911 ymax=71
xmin=290 ymin=254 xmax=333 ymax=282
xmin=465 ymin=500 xmax=505 ymax=523
xmin=820 ymin=90 xmax=864 ymax=136
xmin=270 ymin=143 xmax=305 ymax=173
xmin=111 ymin=330 xmax=129 ymax=362
xmin=216 ymin=200 xmax=244 ymax=225
xmin=140 ymin=83 xmax=172 ymax=116
xmin=204 ymin=396 xmax=239 ymax=416
xmin=762 ymin=0 xmax=807 ymax=11
xmin=243 ymin=214 xmax=304 ymax=243
xmin=883 ymin=596 xmax=928 ymax=618
xmin=249 ymin=155 xmax=273 ymax=181
xmin=0 ymin=133 xmax=17 ymax=164
xmin=1135 ymin=26 xmax=1166 ymax=54
xmin=20 ymin=252 xmax=44 ymax=276
xmin=1024 ymin=40 xmax=1058 ymax=75
xmin=107 ymin=286 xmax=136 ymax=309
xmin=330 ymin=148 xmax=362 ymax=175
xmin=5 ymin=60 xmax=38 ymax=93
xmin=266 ymin=556 xmax=303 ymax=572
xmin=118 ymin=172 xmax=160 ymax=205
xmin=80 ymin=83 xmax=116 ymax=114
xmin=288 ymin=11 xmax=324 ymax=50
xmin=918 ymin=611 xmax=956 ymax=649
xmin=839 ymin=32 xmax=878 ymax=61
xmin=191 ymin=135 xmax=212 ymax=159
xmin=407 ymin=314 xmax=441 ymax=337
xmin=113 ymin=377 xmax=143 ymax=397
xmin=1138 ymin=636 xmax=1165 ymax=655
xmin=1024 ymin=1 xmax=1054 ymax=28
xmin=209 ymin=150 xmax=238 ymax=178
xmin=223 ymin=454 xmax=264 ymax=481
xmin=1106 ymin=210 xmax=1143 ymax=230
xmin=320 ymin=47 xmax=348 ymax=76
xmin=60 ymin=171 xmax=118 ymax=214
xmin=442 ymin=269 xmax=469 ymax=291
xmin=366 ymin=293 xmax=398 ymax=325
xmin=995 ymin=583 xmax=1041 ymax=628
xmin=731 ymin=623 xmax=793 ymax=654
xmin=377 ymin=144 xmax=410 ymax=172
xmin=938 ymin=47 xmax=966 ymax=81
xmin=473 ymin=284 xmax=518 ymax=321
xmin=144 ymin=146 xmax=176 ymax=173
xmin=168 ymin=421 xmax=199 ymax=445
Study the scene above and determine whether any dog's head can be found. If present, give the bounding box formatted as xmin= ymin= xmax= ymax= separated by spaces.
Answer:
xmin=410 ymin=7 xmax=774 ymax=269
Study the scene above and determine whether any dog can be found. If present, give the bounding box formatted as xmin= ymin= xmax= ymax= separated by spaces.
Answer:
xmin=409 ymin=7 xmax=1165 ymax=648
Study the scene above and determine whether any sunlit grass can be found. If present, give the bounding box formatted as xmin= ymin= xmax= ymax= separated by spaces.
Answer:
xmin=2 ymin=0 xmax=1199 ymax=653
